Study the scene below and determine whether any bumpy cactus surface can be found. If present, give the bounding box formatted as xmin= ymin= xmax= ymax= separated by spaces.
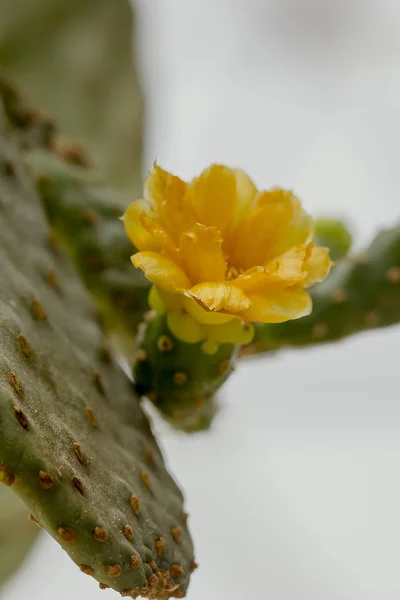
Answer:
xmin=0 ymin=112 xmax=195 ymax=597
xmin=133 ymin=314 xmax=237 ymax=432
xmin=243 ymin=225 xmax=400 ymax=356
xmin=31 ymin=149 xmax=150 ymax=357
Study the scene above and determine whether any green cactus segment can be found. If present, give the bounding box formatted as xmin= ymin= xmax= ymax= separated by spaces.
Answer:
xmin=314 ymin=218 xmax=353 ymax=261
xmin=133 ymin=314 xmax=237 ymax=433
xmin=27 ymin=149 xmax=150 ymax=356
xmin=0 ymin=79 xmax=148 ymax=357
xmin=0 ymin=486 xmax=39 ymax=588
xmin=242 ymin=225 xmax=400 ymax=356
xmin=0 ymin=120 xmax=194 ymax=597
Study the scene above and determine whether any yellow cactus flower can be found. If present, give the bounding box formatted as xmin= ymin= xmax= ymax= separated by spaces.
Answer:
xmin=123 ymin=164 xmax=333 ymax=342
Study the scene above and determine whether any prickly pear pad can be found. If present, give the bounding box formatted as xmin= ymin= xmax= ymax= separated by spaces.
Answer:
xmin=0 ymin=117 xmax=194 ymax=598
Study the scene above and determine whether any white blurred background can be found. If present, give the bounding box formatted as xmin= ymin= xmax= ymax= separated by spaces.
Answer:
xmin=3 ymin=1 xmax=400 ymax=599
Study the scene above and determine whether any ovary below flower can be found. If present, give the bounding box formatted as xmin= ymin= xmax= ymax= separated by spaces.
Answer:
xmin=122 ymin=163 xmax=333 ymax=340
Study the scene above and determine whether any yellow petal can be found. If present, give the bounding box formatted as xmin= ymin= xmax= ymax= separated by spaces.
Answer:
xmin=186 ymin=282 xmax=251 ymax=313
xmin=241 ymin=287 xmax=312 ymax=323
xmin=132 ymin=252 xmax=191 ymax=293
xmin=230 ymin=188 xmax=313 ymax=269
xmin=271 ymin=246 xmax=308 ymax=281
xmin=122 ymin=200 xmax=162 ymax=252
xmin=265 ymin=191 xmax=314 ymax=259
xmin=140 ymin=212 xmax=180 ymax=261
xmin=148 ymin=285 xmax=167 ymax=315
xmin=233 ymin=266 xmax=272 ymax=292
xmin=180 ymin=224 xmax=227 ymax=284
xmin=224 ymin=169 xmax=259 ymax=255
xmin=201 ymin=339 xmax=220 ymax=355
xmin=234 ymin=169 xmax=258 ymax=221
xmin=144 ymin=164 xmax=194 ymax=243
xmin=167 ymin=310 xmax=206 ymax=344
xmin=188 ymin=164 xmax=237 ymax=238
xmin=234 ymin=247 xmax=308 ymax=293
xmin=303 ymin=244 xmax=333 ymax=287
xmin=183 ymin=296 xmax=236 ymax=325
xmin=204 ymin=320 xmax=255 ymax=345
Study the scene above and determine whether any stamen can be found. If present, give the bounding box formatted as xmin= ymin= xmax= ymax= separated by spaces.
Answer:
xmin=225 ymin=265 xmax=243 ymax=281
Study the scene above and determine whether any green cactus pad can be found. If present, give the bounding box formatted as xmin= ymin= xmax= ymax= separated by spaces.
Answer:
xmin=242 ymin=225 xmax=400 ymax=357
xmin=29 ymin=149 xmax=150 ymax=357
xmin=0 ymin=115 xmax=195 ymax=597
xmin=133 ymin=314 xmax=236 ymax=433
xmin=0 ymin=79 xmax=149 ymax=358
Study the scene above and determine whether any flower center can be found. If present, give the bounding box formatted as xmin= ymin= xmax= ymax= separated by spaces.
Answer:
xmin=225 ymin=265 xmax=243 ymax=281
